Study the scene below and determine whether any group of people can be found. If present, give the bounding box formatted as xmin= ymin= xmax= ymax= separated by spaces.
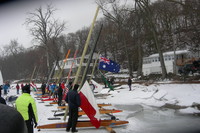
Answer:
xmin=0 ymin=80 xmax=80 ymax=133
xmin=41 ymin=80 xmax=80 ymax=132
xmin=40 ymin=81 xmax=80 ymax=132
xmin=0 ymin=76 xmax=133 ymax=133
xmin=0 ymin=82 xmax=10 ymax=95
xmin=0 ymin=83 xmax=38 ymax=133
xmin=103 ymin=76 xmax=132 ymax=91
xmin=104 ymin=76 xmax=115 ymax=88
xmin=15 ymin=83 xmax=28 ymax=95
xmin=40 ymin=81 xmax=72 ymax=106
xmin=0 ymin=82 xmax=11 ymax=106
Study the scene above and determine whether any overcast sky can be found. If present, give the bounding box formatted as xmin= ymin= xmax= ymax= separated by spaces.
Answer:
xmin=0 ymin=0 xmax=103 ymax=48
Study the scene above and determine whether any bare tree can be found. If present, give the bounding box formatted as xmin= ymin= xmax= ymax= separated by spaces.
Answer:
xmin=25 ymin=4 xmax=66 ymax=76
xmin=3 ymin=39 xmax=25 ymax=56
xmin=137 ymin=0 xmax=168 ymax=79
xmin=97 ymin=0 xmax=135 ymax=77
xmin=0 ymin=40 xmax=42 ymax=80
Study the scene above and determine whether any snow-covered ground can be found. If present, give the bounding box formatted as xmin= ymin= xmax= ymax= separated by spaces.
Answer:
xmin=4 ymin=82 xmax=200 ymax=133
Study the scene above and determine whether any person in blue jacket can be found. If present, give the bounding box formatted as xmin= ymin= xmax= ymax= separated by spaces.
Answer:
xmin=3 ymin=82 xmax=10 ymax=95
xmin=50 ymin=82 xmax=57 ymax=97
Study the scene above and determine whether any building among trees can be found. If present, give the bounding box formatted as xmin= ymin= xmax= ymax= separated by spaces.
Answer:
xmin=142 ymin=50 xmax=200 ymax=75
xmin=53 ymin=53 xmax=99 ymax=79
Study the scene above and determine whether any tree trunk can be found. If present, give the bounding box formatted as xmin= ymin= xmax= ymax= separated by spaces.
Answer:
xmin=123 ymin=32 xmax=133 ymax=77
xmin=138 ymin=0 xmax=167 ymax=79
xmin=135 ymin=2 xmax=143 ymax=77
xmin=152 ymin=25 xmax=167 ymax=79
xmin=137 ymin=42 xmax=143 ymax=76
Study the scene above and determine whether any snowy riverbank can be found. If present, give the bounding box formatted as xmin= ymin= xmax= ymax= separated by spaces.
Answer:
xmin=98 ymin=83 xmax=200 ymax=114
xmin=4 ymin=83 xmax=200 ymax=133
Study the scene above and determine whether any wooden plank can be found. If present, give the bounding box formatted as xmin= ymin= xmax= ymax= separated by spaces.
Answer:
xmin=57 ymin=103 xmax=112 ymax=109
xmin=105 ymin=126 xmax=116 ymax=133
xmin=50 ymin=102 xmax=58 ymax=104
xmin=37 ymin=120 xmax=129 ymax=129
xmin=54 ymin=109 xmax=122 ymax=116
xmin=35 ymin=91 xmax=42 ymax=94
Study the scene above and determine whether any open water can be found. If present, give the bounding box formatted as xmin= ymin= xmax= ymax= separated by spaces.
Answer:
xmin=113 ymin=104 xmax=200 ymax=133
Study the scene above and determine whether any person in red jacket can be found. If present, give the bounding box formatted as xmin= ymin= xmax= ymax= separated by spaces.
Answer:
xmin=61 ymin=81 xmax=66 ymax=89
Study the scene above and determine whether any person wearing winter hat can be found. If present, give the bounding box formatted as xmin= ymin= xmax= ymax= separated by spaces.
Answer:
xmin=16 ymin=84 xmax=38 ymax=133
xmin=65 ymin=84 xmax=81 ymax=132
xmin=0 ymin=103 xmax=28 ymax=133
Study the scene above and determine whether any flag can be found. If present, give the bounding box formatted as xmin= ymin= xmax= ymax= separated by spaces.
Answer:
xmin=79 ymin=81 xmax=101 ymax=128
xmin=99 ymin=56 xmax=120 ymax=73
xmin=91 ymin=80 xmax=103 ymax=93
xmin=30 ymin=82 xmax=37 ymax=92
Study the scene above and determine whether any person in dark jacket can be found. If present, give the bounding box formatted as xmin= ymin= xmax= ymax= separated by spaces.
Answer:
xmin=67 ymin=81 xmax=73 ymax=90
xmin=65 ymin=84 xmax=81 ymax=132
xmin=128 ymin=77 xmax=132 ymax=91
xmin=0 ymin=95 xmax=6 ymax=104
xmin=0 ymin=104 xmax=28 ymax=133
xmin=41 ymin=82 xmax=46 ymax=95
xmin=16 ymin=83 xmax=20 ymax=94
xmin=110 ymin=76 xmax=115 ymax=85
xmin=57 ymin=83 xmax=63 ymax=106
xmin=0 ymin=85 xmax=2 ymax=96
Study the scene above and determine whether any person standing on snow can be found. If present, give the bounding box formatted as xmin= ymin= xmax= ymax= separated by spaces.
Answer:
xmin=61 ymin=81 xmax=66 ymax=89
xmin=57 ymin=83 xmax=63 ymax=106
xmin=16 ymin=83 xmax=20 ymax=94
xmin=21 ymin=83 xmax=24 ymax=93
xmin=66 ymin=81 xmax=72 ymax=90
xmin=21 ymin=83 xmax=24 ymax=89
xmin=110 ymin=76 xmax=115 ymax=85
xmin=65 ymin=84 xmax=81 ymax=132
xmin=15 ymin=85 xmax=38 ymax=133
xmin=3 ymin=82 xmax=9 ymax=95
xmin=0 ymin=85 xmax=2 ymax=97
xmin=128 ymin=77 xmax=132 ymax=91
xmin=41 ymin=82 xmax=46 ymax=95
xmin=50 ymin=82 xmax=57 ymax=98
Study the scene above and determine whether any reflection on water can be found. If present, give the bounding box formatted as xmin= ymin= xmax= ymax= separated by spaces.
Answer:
xmin=114 ymin=104 xmax=200 ymax=133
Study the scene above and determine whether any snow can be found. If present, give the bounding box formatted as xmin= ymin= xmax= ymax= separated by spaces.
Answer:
xmin=178 ymin=107 xmax=200 ymax=114
xmin=4 ymin=82 xmax=200 ymax=133
xmin=148 ymin=50 xmax=188 ymax=58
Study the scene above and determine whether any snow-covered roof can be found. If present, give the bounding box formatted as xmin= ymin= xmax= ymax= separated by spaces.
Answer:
xmin=147 ymin=50 xmax=188 ymax=58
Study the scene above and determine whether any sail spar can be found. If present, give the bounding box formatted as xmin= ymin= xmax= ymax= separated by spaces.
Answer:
xmin=0 ymin=70 xmax=3 ymax=85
